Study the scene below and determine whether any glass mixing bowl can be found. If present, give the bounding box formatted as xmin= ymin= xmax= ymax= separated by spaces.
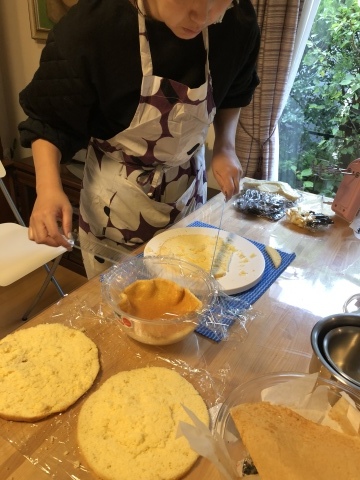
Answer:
xmin=213 ymin=372 xmax=360 ymax=474
xmin=101 ymin=255 xmax=217 ymax=345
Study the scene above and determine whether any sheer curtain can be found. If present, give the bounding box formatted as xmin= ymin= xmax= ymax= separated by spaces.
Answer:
xmin=237 ymin=0 xmax=321 ymax=180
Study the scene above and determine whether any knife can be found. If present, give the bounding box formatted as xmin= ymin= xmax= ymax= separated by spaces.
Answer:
xmin=66 ymin=231 xmax=131 ymax=265
xmin=209 ymin=195 xmax=226 ymax=277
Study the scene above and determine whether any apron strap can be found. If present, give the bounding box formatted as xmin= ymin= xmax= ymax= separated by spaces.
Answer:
xmin=137 ymin=0 xmax=153 ymax=77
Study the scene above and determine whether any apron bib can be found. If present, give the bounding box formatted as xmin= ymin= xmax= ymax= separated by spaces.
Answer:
xmin=79 ymin=2 xmax=216 ymax=276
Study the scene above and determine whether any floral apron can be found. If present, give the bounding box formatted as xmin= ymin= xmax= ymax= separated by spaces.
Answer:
xmin=79 ymin=2 xmax=216 ymax=277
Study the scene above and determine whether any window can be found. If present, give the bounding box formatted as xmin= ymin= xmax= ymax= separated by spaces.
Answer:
xmin=278 ymin=0 xmax=360 ymax=197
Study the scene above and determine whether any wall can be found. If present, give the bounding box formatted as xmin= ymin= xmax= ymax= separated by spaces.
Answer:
xmin=0 ymin=0 xmax=219 ymax=189
xmin=0 ymin=0 xmax=44 ymax=159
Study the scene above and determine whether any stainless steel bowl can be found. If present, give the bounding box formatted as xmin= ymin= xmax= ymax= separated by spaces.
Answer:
xmin=343 ymin=293 xmax=360 ymax=314
xmin=323 ymin=326 xmax=360 ymax=387
xmin=311 ymin=313 xmax=360 ymax=390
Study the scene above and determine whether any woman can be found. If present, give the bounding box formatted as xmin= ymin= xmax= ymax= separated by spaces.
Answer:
xmin=19 ymin=0 xmax=260 ymax=278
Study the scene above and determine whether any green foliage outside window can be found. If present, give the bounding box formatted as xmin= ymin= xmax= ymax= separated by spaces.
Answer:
xmin=279 ymin=0 xmax=360 ymax=197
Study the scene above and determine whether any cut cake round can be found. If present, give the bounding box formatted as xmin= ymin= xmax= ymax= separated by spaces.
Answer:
xmin=230 ymin=401 xmax=360 ymax=480
xmin=0 ymin=323 xmax=99 ymax=421
xmin=77 ymin=366 xmax=209 ymax=480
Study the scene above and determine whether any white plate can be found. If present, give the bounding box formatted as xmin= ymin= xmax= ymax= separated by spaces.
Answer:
xmin=144 ymin=227 xmax=265 ymax=295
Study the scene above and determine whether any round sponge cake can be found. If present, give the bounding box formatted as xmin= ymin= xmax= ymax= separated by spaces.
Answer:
xmin=0 ymin=323 xmax=99 ymax=421
xmin=77 ymin=366 xmax=209 ymax=480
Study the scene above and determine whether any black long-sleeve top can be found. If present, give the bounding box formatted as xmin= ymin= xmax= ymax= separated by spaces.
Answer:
xmin=19 ymin=0 xmax=260 ymax=161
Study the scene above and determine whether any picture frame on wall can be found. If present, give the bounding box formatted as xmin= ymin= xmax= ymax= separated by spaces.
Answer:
xmin=27 ymin=0 xmax=78 ymax=41
xmin=27 ymin=0 xmax=55 ymax=41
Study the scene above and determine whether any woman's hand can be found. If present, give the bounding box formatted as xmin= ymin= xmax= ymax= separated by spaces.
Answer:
xmin=28 ymin=138 xmax=73 ymax=249
xmin=212 ymin=107 xmax=243 ymax=201
xmin=29 ymin=187 xmax=73 ymax=248
xmin=211 ymin=149 xmax=243 ymax=201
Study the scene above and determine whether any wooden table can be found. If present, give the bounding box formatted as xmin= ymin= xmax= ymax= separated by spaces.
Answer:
xmin=1 ymin=191 xmax=360 ymax=479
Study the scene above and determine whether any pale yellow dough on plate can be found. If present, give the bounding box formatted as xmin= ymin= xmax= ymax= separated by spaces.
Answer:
xmin=159 ymin=233 xmax=236 ymax=278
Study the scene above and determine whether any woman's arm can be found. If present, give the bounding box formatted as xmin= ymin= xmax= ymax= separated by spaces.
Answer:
xmin=211 ymin=107 xmax=243 ymax=201
xmin=28 ymin=139 xmax=73 ymax=248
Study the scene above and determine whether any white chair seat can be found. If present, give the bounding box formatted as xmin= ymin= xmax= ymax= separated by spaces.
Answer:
xmin=0 ymin=223 xmax=66 ymax=286
xmin=0 ymin=158 xmax=67 ymax=320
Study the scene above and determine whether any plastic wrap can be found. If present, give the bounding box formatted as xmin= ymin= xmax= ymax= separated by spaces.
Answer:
xmin=199 ymin=290 xmax=257 ymax=342
xmin=0 ymin=284 xmax=257 ymax=479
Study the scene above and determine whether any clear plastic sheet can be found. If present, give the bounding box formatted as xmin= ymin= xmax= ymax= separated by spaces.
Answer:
xmin=233 ymin=189 xmax=295 ymax=221
xmin=0 ymin=289 xmax=256 ymax=479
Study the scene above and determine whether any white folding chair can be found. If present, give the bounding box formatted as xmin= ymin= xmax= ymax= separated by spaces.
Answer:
xmin=0 ymin=160 xmax=66 ymax=320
